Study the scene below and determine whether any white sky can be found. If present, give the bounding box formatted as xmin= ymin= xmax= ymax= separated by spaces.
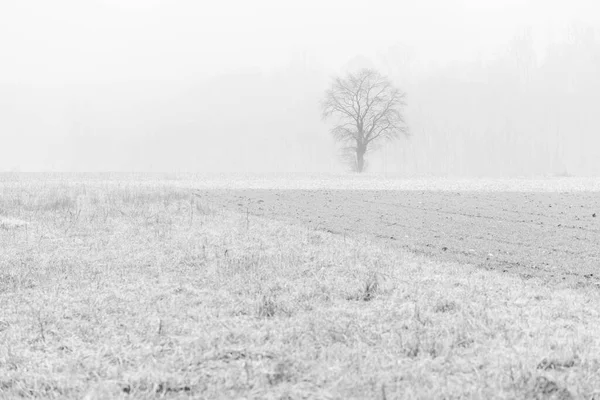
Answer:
xmin=1 ymin=0 xmax=598 ymax=85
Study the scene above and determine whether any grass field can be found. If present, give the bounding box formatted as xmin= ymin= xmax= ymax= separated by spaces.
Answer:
xmin=1 ymin=175 xmax=600 ymax=399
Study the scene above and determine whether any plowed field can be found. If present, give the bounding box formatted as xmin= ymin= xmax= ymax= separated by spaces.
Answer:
xmin=196 ymin=189 xmax=600 ymax=287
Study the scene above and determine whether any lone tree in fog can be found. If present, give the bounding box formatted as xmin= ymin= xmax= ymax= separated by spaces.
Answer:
xmin=321 ymin=68 xmax=408 ymax=172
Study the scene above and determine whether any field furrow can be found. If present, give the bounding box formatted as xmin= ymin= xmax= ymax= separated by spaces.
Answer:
xmin=196 ymin=189 xmax=600 ymax=287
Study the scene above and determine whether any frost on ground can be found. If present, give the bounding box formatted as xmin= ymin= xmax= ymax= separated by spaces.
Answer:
xmin=1 ymin=180 xmax=599 ymax=399
xmin=0 ymin=217 xmax=28 ymax=230
xmin=2 ymin=171 xmax=600 ymax=192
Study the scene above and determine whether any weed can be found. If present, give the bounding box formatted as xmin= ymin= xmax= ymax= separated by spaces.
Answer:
xmin=258 ymin=294 xmax=278 ymax=318
xmin=536 ymin=356 xmax=578 ymax=371
xmin=531 ymin=376 xmax=573 ymax=400
xmin=266 ymin=360 xmax=296 ymax=386
xmin=434 ymin=299 xmax=459 ymax=313
xmin=348 ymin=272 xmax=380 ymax=301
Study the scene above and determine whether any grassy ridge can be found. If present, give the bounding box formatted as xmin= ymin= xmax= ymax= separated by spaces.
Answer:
xmin=1 ymin=182 xmax=599 ymax=399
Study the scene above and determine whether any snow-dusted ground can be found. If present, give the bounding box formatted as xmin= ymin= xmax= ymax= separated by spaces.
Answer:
xmin=2 ymin=172 xmax=600 ymax=192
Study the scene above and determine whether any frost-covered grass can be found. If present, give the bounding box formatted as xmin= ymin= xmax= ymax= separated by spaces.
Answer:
xmin=0 ymin=178 xmax=599 ymax=399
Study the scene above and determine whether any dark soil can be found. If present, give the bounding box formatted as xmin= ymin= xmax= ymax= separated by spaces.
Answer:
xmin=195 ymin=190 xmax=600 ymax=288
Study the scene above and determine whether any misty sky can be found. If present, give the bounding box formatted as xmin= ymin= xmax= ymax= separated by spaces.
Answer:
xmin=1 ymin=0 xmax=599 ymax=174
xmin=2 ymin=0 xmax=597 ymax=84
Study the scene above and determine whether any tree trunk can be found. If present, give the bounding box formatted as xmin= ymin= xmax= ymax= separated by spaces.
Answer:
xmin=356 ymin=145 xmax=366 ymax=173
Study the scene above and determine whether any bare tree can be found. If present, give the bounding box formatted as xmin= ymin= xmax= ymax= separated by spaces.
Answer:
xmin=321 ymin=68 xmax=408 ymax=172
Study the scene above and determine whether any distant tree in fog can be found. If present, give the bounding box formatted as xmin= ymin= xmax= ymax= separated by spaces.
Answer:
xmin=321 ymin=69 xmax=408 ymax=172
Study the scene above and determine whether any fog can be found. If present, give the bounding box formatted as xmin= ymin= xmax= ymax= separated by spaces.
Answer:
xmin=2 ymin=0 xmax=599 ymax=176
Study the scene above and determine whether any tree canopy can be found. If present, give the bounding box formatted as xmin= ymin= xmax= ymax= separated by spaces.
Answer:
xmin=321 ymin=68 xmax=408 ymax=172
